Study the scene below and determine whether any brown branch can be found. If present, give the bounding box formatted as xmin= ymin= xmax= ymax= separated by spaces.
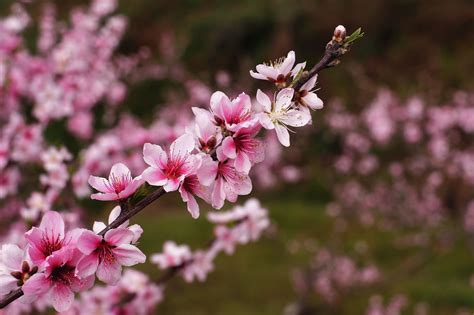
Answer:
xmin=98 ymin=187 xmax=166 ymax=236
xmin=0 ymin=290 xmax=23 ymax=309
xmin=292 ymin=39 xmax=344 ymax=92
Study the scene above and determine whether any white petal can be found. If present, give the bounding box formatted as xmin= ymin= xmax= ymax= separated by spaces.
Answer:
xmin=275 ymin=124 xmax=290 ymax=147
xmin=256 ymin=89 xmax=272 ymax=112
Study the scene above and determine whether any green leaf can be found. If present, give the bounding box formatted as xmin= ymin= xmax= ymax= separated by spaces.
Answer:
xmin=344 ymin=27 xmax=364 ymax=45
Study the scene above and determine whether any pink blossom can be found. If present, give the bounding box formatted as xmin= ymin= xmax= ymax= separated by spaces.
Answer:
xmin=191 ymin=107 xmax=221 ymax=153
xmin=24 ymin=211 xmax=80 ymax=266
xmin=92 ymin=206 xmax=143 ymax=243
xmin=221 ymin=121 xmax=264 ymax=174
xmin=142 ymin=133 xmax=196 ymax=192
xmin=67 ymin=111 xmax=93 ymax=140
xmin=66 ymin=269 xmax=163 ymax=315
xmin=0 ymin=167 xmax=19 ymax=199
xmin=256 ymin=88 xmax=311 ymax=147
xmin=250 ymin=50 xmax=304 ymax=85
xmin=41 ymin=146 xmax=72 ymax=172
xmin=22 ymin=247 xmax=94 ymax=312
xmin=76 ymin=227 xmax=146 ymax=285
xmin=40 ymin=164 xmax=69 ymax=189
xmin=0 ymin=141 xmax=9 ymax=169
xmin=197 ymin=155 xmax=252 ymax=209
xmin=0 ymin=244 xmax=37 ymax=296
xmin=182 ymin=250 xmax=214 ymax=283
xmin=213 ymin=225 xmax=236 ymax=255
xmin=88 ymin=162 xmax=143 ymax=201
xmin=209 ymin=91 xmax=253 ymax=131
xmin=150 ymin=241 xmax=192 ymax=269
xmin=295 ymin=74 xmax=324 ymax=110
xmin=179 ymin=174 xmax=210 ymax=219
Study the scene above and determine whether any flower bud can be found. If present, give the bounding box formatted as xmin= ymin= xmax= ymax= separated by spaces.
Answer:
xmin=333 ymin=25 xmax=346 ymax=42
xmin=21 ymin=261 xmax=30 ymax=273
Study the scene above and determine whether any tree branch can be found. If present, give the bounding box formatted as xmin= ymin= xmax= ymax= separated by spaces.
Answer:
xmin=0 ymin=25 xmax=360 ymax=310
xmin=0 ymin=290 xmax=23 ymax=309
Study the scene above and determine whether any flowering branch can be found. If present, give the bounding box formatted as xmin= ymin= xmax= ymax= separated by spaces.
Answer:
xmin=0 ymin=24 xmax=362 ymax=311
xmin=97 ymin=187 xmax=166 ymax=236
xmin=293 ymin=26 xmax=363 ymax=92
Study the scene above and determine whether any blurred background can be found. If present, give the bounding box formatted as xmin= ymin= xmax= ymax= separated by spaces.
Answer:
xmin=1 ymin=0 xmax=474 ymax=314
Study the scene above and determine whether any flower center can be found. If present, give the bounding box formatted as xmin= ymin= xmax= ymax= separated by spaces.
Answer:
xmin=97 ymin=240 xmax=117 ymax=265
xmin=165 ymin=156 xmax=187 ymax=179
xmin=41 ymin=232 xmax=63 ymax=257
xmin=50 ymin=264 xmax=76 ymax=285
xmin=108 ymin=173 xmax=132 ymax=193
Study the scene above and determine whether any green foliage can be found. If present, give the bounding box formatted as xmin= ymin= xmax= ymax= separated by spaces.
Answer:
xmin=129 ymin=196 xmax=474 ymax=314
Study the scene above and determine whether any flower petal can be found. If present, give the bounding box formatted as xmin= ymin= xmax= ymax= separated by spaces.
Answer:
xmin=39 ymin=211 xmax=65 ymax=241
xmin=92 ymin=221 xmax=107 ymax=234
xmin=197 ymin=157 xmax=218 ymax=186
xmin=96 ymin=260 xmax=121 ymax=285
xmin=300 ymin=74 xmax=317 ymax=91
xmin=77 ymin=230 xmax=101 ymax=255
xmin=256 ymin=89 xmax=272 ymax=112
xmin=222 ymin=137 xmax=237 ymax=159
xmin=1 ymin=244 xmax=24 ymax=271
xmin=143 ymin=143 xmax=167 ymax=169
xmin=50 ymin=283 xmax=74 ymax=312
xmin=249 ymin=70 xmax=267 ymax=80
xmin=275 ymin=88 xmax=294 ymax=111
xmin=257 ymin=112 xmax=275 ymax=130
xmin=22 ymin=273 xmax=49 ymax=298
xmin=170 ymin=133 xmax=195 ymax=159
xmin=0 ymin=275 xmax=18 ymax=295
xmin=108 ymin=206 xmax=122 ymax=224
xmin=235 ymin=152 xmax=251 ymax=174
xmin=255 ymin=64 xmax=278 ymax=80
xmin=76 ymin=253 xmax=99 ymax=278
xmin=109 ymin=163 xmax=131 ymax=181
xmin=88 ymin=176 xmax=110 ymax=193
xmin=279 ymin=50 xmax=296 ymax=75
xmin=210 ymin=91 xmax=230 ymax=120
xmin=90 ymin=192 xmax=119 ymax=201
xmin=104 ymin=228 xmax=134 ymax=246
xmin=164 ymin=178 xmax=181 ymax=192
xmin=291 ymin=61 xmax=306 ymax=77
xmin=142 ymin=167 xmax=167 ymax=187
xmin=113 ymin=244 xmax=146 ymax=266
xmin=211 ymin=177 xmax=225 ymax=209
xmin=303 ymin=92 xmax=324 ymax=110
xmin=275 ymin=124 xmax=290 ymax=147
xmin=281 ymin=109 xmax=311 ymax=127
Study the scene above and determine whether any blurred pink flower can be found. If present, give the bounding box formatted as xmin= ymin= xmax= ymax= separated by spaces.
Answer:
xmin=88 ymin=162 xmax=143 ymax=201
xmin=150 ymin=241 xmax=192 ymax=269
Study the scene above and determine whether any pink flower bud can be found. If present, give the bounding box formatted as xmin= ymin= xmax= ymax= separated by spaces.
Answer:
xmin=333 ymin=25 xmax=346 ymax=41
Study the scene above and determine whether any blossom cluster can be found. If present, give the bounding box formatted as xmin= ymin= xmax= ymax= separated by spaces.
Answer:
xmin=0 ymin=0 xmax=336 ymax=312
xmin=291 ymin=247 xmax=379 ymax=304
xmin=151 ymin=198 xmax=269 ymax=282
xmin=324 ymin=90 xmax=474 ymax=229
